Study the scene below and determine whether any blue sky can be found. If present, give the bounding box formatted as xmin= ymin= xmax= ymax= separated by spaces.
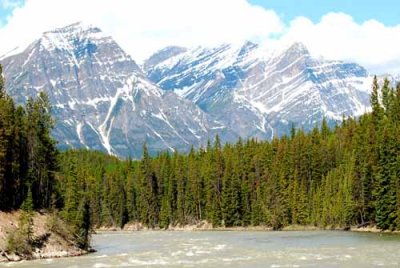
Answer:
xmin=0 ymin=0 xmax=24 ymax=26
xmin=0 ymin=6 xmax=10 ymax=25
xmin=249 ymin=0 xmax=400 ymax=26
xmin=2 ymin=1 xmax=398 ymax=26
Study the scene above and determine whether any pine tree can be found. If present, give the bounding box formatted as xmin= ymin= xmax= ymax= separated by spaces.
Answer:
xmin=125 ymin=167 xmax=138 ymax=223
xmin=75 ymin=198 xmax=91 ymax=250
xmin=371 ymin=75 xmax=383 ymax=124
xmin=139 ymin=143 xmax=159 ymax=227
xmin=186 ymin=147 xmax=201 ymax=222
xmin=222 ymin=148 xmax=241 ymax=226
xmin=376 ymin=118 xmax=397 ymax=230
xmin=61 ymin=155 xmax=80 ymax=224
xmin=0 ymin=64 xmax=5 ymax=99
xmin=393 ymin=83 xmax=400 ymax=122
xmin=381 ymin=78 xmax=392 ymax=114
xmin=158 ymin=153 xmax=172 ymax=228
xmin=20 ymin=185 xmax=34 ymax=242
xmin=174 ymin=153 xmax=186 ymax=224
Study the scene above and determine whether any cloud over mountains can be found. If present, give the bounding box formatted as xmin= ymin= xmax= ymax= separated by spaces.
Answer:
xmin=0 ymin=0 xmax=399 ymax=74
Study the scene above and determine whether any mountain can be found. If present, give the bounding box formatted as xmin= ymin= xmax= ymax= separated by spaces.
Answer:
xmin=145 ymin=42 xmax=372 ymax=138
xmin=1 ymin=22 xmax=374 ymax=157
xmin=1 ymin=22 xmax=235 ymax=158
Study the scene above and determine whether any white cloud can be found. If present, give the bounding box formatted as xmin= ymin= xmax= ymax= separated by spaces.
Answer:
xmin=279 ymin=13 xmax=400 ymax=74
xmin=0 ymin=0 xmax=399 ymax=74
xmin=0 ymin=0 xmax=283 ymax=61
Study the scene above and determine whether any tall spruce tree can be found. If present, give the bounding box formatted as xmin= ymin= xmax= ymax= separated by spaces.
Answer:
xmin=139 ymin=143 xmax=159 ymax=227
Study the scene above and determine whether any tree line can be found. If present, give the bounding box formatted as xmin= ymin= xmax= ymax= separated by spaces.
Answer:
xmin=58 ymin=76 xmax=400 ymax=231
xmin=0 ymin=64 xmax=58 ymax=211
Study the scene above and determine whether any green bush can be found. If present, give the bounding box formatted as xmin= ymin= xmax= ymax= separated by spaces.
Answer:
xmin=46 ymin=213 xmax=74 ymax=243
xmin=6 ymin=229 xmax=32 ymax=257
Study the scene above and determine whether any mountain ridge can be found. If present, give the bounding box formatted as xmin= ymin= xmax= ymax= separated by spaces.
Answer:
xmin=145 ymin=41 xmax=372 ymax=138
xmin=1 ymin=22 xmax=236 ymax=158
xmin=1 ymin=22 xmax=373 ymax=157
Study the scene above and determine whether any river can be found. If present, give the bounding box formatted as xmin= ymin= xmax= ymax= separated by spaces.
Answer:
xmin=1 ymin=231 xmax=400 ymax=267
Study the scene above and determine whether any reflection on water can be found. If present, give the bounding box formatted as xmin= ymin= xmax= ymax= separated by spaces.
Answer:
xmin=1 ymin=231 xmax=400 ymax=267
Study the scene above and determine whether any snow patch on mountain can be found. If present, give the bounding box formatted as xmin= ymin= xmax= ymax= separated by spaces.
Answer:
xmin=1 ymin=23 xmax=237 ymax=157
xmin=1 ymin=22 xmax=376 ymax=157
xmin=146 ymin=41 xmax=372 ymax=138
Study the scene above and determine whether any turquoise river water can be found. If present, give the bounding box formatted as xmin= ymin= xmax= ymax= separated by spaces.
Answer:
xmin=1 ymin=230 xmax=400 ymax=267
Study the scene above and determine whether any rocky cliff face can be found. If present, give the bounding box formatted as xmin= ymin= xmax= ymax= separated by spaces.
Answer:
xmin=1 ymin=23 xmax=235 ymax=158
xmin=145 ymin=42 xmax=372 ymax=138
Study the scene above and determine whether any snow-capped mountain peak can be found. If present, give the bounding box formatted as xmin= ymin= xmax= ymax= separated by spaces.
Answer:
xmin=0 ymin=22 xmax=375 ymax=157
xmin=146 ymin=41 xmax=372 ymax=138
xmin=40 ymin=22 xmax=107 ymax=50
xmin=1 ymin=23 xmax=236 ymax=158
xmin=285 ymin=42 xmax=310 ymax=54
xmin=44 ymin=21 xmax=100 ymax=34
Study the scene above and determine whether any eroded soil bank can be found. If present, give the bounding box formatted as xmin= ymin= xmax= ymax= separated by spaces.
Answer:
xmin=0 ymin=211 xmax=87 ymax=262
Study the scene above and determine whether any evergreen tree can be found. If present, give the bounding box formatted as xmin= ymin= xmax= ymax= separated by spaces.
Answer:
xmin=138 ymin=143 xmax=159 ymax=227
xmin=375 ymin=118 xmax=397 ymax=230
xmin=371 ymin=75 xmax=383 ymax=123
xmin=0 ymin=64 xmax=5 ymax=99
xmin=20 ymin=185 xmax=34 ymax=242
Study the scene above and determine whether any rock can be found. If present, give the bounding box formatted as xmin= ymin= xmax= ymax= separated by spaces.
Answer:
xmin=123 ymin=222 xmax=145 ymax=231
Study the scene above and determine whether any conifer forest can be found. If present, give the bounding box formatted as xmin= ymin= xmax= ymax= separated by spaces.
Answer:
xmin=1 ymin=62 xmax=400 ymax=253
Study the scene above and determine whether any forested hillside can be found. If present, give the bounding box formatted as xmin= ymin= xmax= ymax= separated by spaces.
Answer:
xmin=1 ymin=58 xmax=400 ymax=256
xmin=58 ymin=76 xmax=400 ymax=231
xmin=0 ymin=64 xmax=57 ymax=211
xmin=0 ymin=65 xmax=89 ymax=258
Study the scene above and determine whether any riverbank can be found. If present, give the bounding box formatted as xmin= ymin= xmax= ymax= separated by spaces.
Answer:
xmin=96 ymin=221 xmax=400 ymax=234
xmin=0 ymin=211 xmax=87 ymax=262
xmin=4 ymin=229 xmax=400 ymax=267
xmin=96 ymin=221 xmax=274 ymax=232
xmin=2 ymin=215 xmax=397 ymax=263
xmin=350 ymin=225 xmax=400 ymax=233
xmin=94 ymin=221 xmax=400 ymax=234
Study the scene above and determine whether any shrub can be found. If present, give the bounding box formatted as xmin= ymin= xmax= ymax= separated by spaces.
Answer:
xmin=46 ymin=213 xmax=74 ymax=243
xmin=6 ymin=229 xmax=32 ymax=257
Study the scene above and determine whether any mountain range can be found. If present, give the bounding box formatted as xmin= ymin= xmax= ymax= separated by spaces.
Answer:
xmin=0 ymin=22 xmax=373 ymax=157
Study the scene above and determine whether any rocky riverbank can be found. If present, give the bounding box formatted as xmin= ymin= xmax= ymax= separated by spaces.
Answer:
xmin=95 ymin=221 xmax=326 ymax=232
xmin=350 ymin=225 xmax=400 ymax=233
xmin=0 ymin=211 xmax=87 ymax=262
xmin=95 ymin=221 xmax=400 ymax=233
